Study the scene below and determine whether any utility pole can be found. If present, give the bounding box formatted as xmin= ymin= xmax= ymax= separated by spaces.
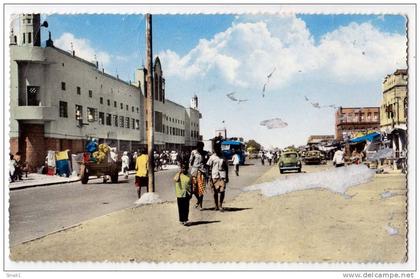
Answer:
xmin=146 ymin=14 xmax=155 ymax=192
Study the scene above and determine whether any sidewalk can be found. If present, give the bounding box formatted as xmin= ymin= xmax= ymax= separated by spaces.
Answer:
xmin=8 ymin=165 xmax=180 ymax=190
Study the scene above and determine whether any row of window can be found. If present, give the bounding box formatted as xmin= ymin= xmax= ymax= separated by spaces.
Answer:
xmin=160 ymin=125 xmax=199 ymax=138
xmin=163 ymin=125 xmax=185 ymax=137
xmin=59 ymin=101 xmax=140 ymax=130
xmin=342 ymin=113 xmax=379 ymax=122
xmin=22 ymin=32 xmax=32 ymax=44
xmin=191 ymin=130 xmax=199 ymax=139
xmin=165 ymin=115 xmax=184 ymax=125
xmin=382 ymin=97 xmax=408 ymax=119
xmin=61 ymin=82 xmax=93 ymax=97
xmin=163 ymin=116 xmax=198 ymax=128
xmin=99 ymin=97 xmax=140 ymax=113
xmin=61 ymin=82 xmax=140 ymax=113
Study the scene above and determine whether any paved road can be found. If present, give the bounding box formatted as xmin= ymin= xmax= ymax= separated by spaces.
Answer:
xmin=9 ymin=159 xmax=269 ymax=246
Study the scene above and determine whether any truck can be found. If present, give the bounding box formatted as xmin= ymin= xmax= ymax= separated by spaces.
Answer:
xmin=221 ymin=140 xmax=246 ymax=165
xmin=204 ymin=138 xmax=246 ymax=165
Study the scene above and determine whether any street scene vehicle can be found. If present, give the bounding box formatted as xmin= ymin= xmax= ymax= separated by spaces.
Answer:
xmin=303 ymin=150 xmax=323 ymax=165
xmin=278 ymin=151 xmax=302 ymax=173
xmin=221 ymin=140 xmax=246 ymax=165
xmin=80 ymin=160 xmax=121 ymax=184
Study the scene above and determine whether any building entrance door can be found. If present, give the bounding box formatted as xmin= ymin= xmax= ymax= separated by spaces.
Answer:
xmin=19 ymin=123 xmax=45 ymax=171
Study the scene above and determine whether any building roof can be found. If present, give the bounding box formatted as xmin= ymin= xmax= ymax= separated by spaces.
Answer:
xmin=307 ymin=135 xmax=334 ymax=144
xmin=49 ymin=46 xmax=140 ymax=90
xmin=337 ymin=107 xmax=380 ymax=110
xmin=44 ymin=45 xmax=199 ymax=113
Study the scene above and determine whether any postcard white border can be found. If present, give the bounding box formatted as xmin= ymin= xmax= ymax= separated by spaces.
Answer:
xmin=2 ymin=2 xmax=417 ymax=274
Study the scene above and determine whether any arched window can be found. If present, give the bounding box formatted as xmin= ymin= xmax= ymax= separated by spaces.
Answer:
xmin=162 ymin=78 xmax=165 ymax=103
xmin=159 ymin=76 xmax=163 ymax=102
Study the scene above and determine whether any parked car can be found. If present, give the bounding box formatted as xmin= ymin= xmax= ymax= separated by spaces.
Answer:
xmin=278 ymin=151 xmax=302 ymax=174
xmin=303 ymin=150 xmax=323 ymax=165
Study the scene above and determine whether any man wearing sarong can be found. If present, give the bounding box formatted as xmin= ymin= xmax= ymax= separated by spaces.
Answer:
xmin=207 ymin=145 xmax=229 ymax=211
xmin=189 ymin=141 xmax=209 ymax=210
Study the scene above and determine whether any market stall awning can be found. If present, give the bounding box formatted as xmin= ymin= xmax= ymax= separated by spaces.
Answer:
xmin=350 ymin=132 xmax=380 ymax=143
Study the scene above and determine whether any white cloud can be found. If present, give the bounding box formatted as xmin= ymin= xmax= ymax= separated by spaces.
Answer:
xmin=159 ymin=16 xmax=406 ymax=91
xmin=317 ymin=22 xmax=407 ymax=81
xmin=158 ymin=15 xmax=406 ymax=148
xmin=55 ymin=32 xmax=111 ymax=66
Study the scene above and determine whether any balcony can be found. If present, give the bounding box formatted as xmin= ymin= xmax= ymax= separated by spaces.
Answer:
xmin=11 ymin=46 xmax=47 ymax=63
xmin=13 ymin=106 xmax=58 ymax=122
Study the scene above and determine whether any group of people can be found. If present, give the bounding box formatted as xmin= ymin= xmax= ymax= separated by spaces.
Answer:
xmin=259 ymin=151 xmax=280 ymax=166
xmin=174 ymin=141 xmax=229 ymax=225
xmin=131 ymin=141 xmax=230 ymax=226
xmin=9 ymin=152 xmax=27 ymax=182
xmin=153 ymin=150 xmax=179 ymax=171
xmin=120 ymin=149 xmax=182 ymax=178
xmin=332 ymin=146 xmax=365 ymax=167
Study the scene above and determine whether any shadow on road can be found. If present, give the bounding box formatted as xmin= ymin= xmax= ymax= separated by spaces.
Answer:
xmin=200 ymin=207 xmax=252 ymax=212
xmin=186 ymin=220 xmax=221 ymax=227
xmin=99 ymin=180 xmax=129 ymax=185
xmin=221 ymin=207 xmax=252 ymax=212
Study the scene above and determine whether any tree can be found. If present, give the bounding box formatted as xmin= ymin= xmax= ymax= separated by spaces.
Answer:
xmin=246 ymin=139 xmax=262 ymax=152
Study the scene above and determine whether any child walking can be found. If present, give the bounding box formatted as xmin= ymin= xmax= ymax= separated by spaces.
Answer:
xmin=174 ymin=163 xmax=192 ymax=226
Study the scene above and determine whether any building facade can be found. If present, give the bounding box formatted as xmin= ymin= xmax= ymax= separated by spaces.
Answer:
xmin=307 ymin=135 xmax=335 ymax=146
xmin=380 ymin=69 xmax=408 ymax=156
xmin=335 ymin=107 xmax=380 ymax=141
xmin=9 ymin=14 xmax=201 ymax=171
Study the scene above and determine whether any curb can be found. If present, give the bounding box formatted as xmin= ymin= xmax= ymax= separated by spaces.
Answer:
xmin=8 ymin=168 xmax=179 ymax=191
xmin=9 ymin=177 xmax=81 ymax=191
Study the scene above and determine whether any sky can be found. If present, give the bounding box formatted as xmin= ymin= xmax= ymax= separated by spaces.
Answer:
xmin=16 ymin=13 xmax=407 ymax=148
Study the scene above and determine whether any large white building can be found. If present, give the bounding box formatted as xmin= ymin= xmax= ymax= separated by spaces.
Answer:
xmin=9 ymin=14 xmax=202 ymax=171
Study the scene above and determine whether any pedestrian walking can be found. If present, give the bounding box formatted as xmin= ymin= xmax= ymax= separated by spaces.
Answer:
xmin=173 ymin=162 xmax=192 ymax=226
xmin=170 ymin=151 xmax=178 ymax=165
xmin=121 ymin=151 xmax=130 ymax=179
xmin=207 ymin=145 xmax=229 ymax=211
xmin=134 ymin=148 xmax=149 ymax=199
xmin=267 ymin=151 xmax=273 ymax=166
xmin=232 ymin=150 xmax=240 ymax=176
xmin=333 ymin=148 xmax=345 ymax=167
xmin=178 ymin=148 xmax=190 ymax=167
xmin=189 ymin=141 xmax=209 ymax=209
xmin=153 ymin=150 xmax=161 ymax=171
xmin=130 ymin=151 xmax=138 ymax=170
xmin=260 ymin=151 xmax=265 ymax=166
xmin=110 ymin=147 xmax=118 ymax=162
xmin=14 ymin=152 xmax=24 ymax=181
xmin=273 ymin=151 xmax=279 ymax=164
xmin=9 ymin=153 xmax=17 ymax=182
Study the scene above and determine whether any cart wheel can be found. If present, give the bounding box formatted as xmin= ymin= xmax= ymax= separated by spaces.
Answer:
xmin=81 ymin=171 xmax=89 ymax=184
xmin=111 ymin=173 xmax=118 ymax=183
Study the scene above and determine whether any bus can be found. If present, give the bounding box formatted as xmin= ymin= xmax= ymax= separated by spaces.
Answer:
xmin=221 ymin=140 xmax=246 ymax=165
